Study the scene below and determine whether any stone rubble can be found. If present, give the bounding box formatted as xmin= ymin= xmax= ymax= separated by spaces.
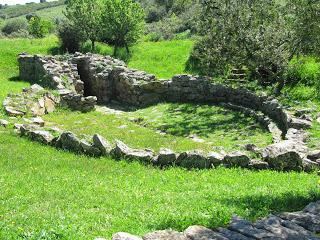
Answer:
xmin=109 ymin=201 xmax=320 ymax=240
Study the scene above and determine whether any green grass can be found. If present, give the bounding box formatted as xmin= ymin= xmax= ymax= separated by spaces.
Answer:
xmin=0 ymin=130 xmax=319 ymax=239
xmin=82 ymin=39 xmax=194 ymax=79
xmin=0 ymin=36 xmax=319 ymax=239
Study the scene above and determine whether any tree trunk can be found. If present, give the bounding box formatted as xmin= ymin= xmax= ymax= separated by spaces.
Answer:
xmin=125 ymin=44 xmax=130 ymax=55
xmin=91 ymin=39 xmax=95 ymax=52
xmin=113 ymin=46 xmax=118 ymax=57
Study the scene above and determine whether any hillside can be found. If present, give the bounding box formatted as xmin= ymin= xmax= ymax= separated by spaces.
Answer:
xmin=0 ymin=0 xmax=65 ymax=19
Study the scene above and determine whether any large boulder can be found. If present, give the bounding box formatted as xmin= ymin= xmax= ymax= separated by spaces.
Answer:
xmin=28 ymin=130 xmax=55 ymax=145
xmin=262 ymin=140 xmax=307 ymax=171
xmin=112 ymin=140 xmax=154 ymax=163
xmin=176 ymin=150 xmax=208 ymax=169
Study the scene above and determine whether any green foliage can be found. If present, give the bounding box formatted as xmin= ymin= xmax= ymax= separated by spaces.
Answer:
xmin=188 ymin=0 xmax=320 ymax=88
xmin=57 ymin=20 xmax=83 ymax=53
xmin=286 ymin=57 xmax=320 ymax=86
xmin=101 ymin=0 xmax=145 ymax=54
xmin=1 ymin=18 xmax=28 ymax=35
xmin=28 ymin=16 xmax=54 ymax=38
xmin=65 ymin=0 xmax=102 ymax=51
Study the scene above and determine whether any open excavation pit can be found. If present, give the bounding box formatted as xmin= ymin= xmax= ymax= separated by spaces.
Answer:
xmin=10 ymin=52 xmax=318 ymax=172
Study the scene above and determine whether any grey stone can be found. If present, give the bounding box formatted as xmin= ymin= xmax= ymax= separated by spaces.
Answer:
xmin=56 ymin=131 xmax=82 ymax=153
xmin=5 ymin=106 xmax=25 ymax=117
xmin=80 ymin=140 xmax=101 ymax=156
xmin=30 ymin=117 xmax=45 ymax=127
xmin=28 ymin=130 xmax=54 ymax=145
xmin=254 ymin=215 xmax=311 ymax=240
xmin=304 ymin=201 xmax=320 ymax=215
xmin=176 ymin=150 xmax=209 ymax=169
xmin=143 ymin=230 xmax=187 ymax=240
xmin=0 ymin=119 xmax=9 ymax=127
xmin=207 ymin=152 xmax=224 ymax=166
xmin=92 ymin=134 xmax=112 ymax=156
xmin=184 ymin=225 xmax=228 ymax=240
xmin=302 ymin=159 xmax=319 ymax=172
xmin=262 ymin=140 xmax=307 ymax=171
xmin=223 ymin=152 xmax=250 ymax=167
xmin=216 ymin=228 xmax=252 ymax=240
xmin=307 ymin=150 xmax=320 ymax=161
xmin=289 ymin=117 xmax=312 ymax=129
xmin=279 ymin=211 xmax=320 ymax=232
xmin=112 ymin=232 xmax=142 ymax=240
xmin=228 ymin=216 xmax=278 ymax=239
xmin=248 ymin=160 xmax=269 ymax=170
xmin=152 ymin=148 xmax=177 ymax=166
xmin=112 ymin=140 xmax=154 ymax=163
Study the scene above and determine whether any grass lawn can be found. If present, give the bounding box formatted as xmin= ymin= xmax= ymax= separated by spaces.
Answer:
xmin=0 ymin=36 xmax=319 ymax=239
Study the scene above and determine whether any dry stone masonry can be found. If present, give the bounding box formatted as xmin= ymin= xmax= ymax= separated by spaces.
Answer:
xmin=102 ymin=200 xmax=320 ymax=240
xmin=4 ymin=52 xmax=318 ymax=171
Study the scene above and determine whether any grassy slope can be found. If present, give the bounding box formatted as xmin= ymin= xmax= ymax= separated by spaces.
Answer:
xmin=0 ymin=37 xmax=319 ymax=239
xmin=0 ymin=0 xmax=65 ymax=19
xmin=11 ymin=5 xmax=66 ymax=21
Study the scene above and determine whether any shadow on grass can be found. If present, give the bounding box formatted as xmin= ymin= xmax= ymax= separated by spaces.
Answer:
xmin=156 ymin=103 xmax=269 ymax=138
xmin=150 ymin=189 xmax=320 ymax=231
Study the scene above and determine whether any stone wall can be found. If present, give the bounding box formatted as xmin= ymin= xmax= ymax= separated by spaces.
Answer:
xmin=18 ymin=52 xmax=312 ymax=135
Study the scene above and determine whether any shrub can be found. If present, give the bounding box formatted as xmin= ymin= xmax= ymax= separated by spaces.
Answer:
xmin=7 ymin=29 xmax=31 ymax=38
xmin=28 ymin=17 xmax=54 ymax=38
xmin=26 ymin=12 xmax=38 ymax=21
xmin=1 ymin=19 xmax=28 ymax=35
xmin=286 ymin=57 xmax=320 ymax=86
xmin=57 ymin=20 xmax=83 ymax=53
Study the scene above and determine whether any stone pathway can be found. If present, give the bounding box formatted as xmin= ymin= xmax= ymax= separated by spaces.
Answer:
xmin=107 ymin=201 xmax=320 ymax=240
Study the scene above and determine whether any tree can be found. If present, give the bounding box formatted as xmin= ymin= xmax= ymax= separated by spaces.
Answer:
xmin=28 ymin=16 xmax=53 ymax=38
xmin=101 ymin=0 xmax=145 ymax=56
xmin=65 ymin=0 xmax=102 ymax=51
xmin=187 ymin=0 xmax=292 ymax=86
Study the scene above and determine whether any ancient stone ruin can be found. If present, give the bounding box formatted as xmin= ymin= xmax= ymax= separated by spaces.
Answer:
xmin=3 ymin=52 xmax=317 ymax=172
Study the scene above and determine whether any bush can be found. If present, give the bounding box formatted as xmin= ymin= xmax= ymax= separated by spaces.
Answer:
xmin=57 ymin=20 xmax=83 ymax=53
xmin=286 ymin=57 xmax=320 ymax=86
xmin=1 ymin=19 xmax=28 ymax=35
xmin=28 ymin=17 xmax=54 ymax=38
xmin=7 ymin=29 xmax=31 ymax=38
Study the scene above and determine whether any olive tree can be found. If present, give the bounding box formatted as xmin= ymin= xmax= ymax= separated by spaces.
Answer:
xmin=187 ymin=0 xmax=292 ymax=86
xmin=65 ymin=0 xmax=102 ymax=51
xmin=101 ymin=0 xmax=145 ymax=56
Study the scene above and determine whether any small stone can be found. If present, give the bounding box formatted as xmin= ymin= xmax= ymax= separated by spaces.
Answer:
xmin=152 ymin=148 xmax=177 ymax=166
xmin=289 ymin=117 xmax=312 ymax=129
xmin=5 ymin=106 xmax=25 ymax=117
xmin=14 ymin=123 xmax=23 ymax=130
xmin=81 ymin=139 xmax=101 ymax=156
xmin=112 ymin=232 xmax=142 ymax=240
xmin=184 ymin=225 xmax=228 ymax=240
xmin=30 ymin=117 xmax=45 ymax=127
xmin=112 ymin=140 xmax=154 ymax=163
xmin=207 ymin=152 xmax=224 ymax=166
xmin=307 ymin=150 xmax=320 ymax=161
xmin=56 ymin=131 xmax=82 ymax=153
xmin=248 ymin=160 xmax=269 ymax=170
xmin=223 ymin=152 xmax=250 ymax=167
xmin=143 ymin=230 xmax=187 ymax=240
xmin=28 ymin=130 xmax=54 ymax=145
xmin=302 ymin=159 xmax=319 ymax=172
xmin=92 ymin=134 xmax=112 ymax=156
xmin=176 ymin=150 xmax=209 ymax=169
xmin=0 ymin=119 xmax=9 ymax=127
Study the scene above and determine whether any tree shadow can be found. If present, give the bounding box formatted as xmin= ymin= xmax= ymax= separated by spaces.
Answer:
xmin=156 ymin=103 xmax=269 ymax=138
xmin=48 ymin=46 xmax=64 ymax=55
xmin=149 ymin=189 xmax=320 ymax=231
